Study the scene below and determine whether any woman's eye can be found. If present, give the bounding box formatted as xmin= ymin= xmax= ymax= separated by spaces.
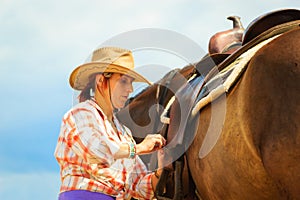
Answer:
xmin=120 ymin=78 xmax=130 ymax=85
xmin=119 ymin=76 xmax=134 ymax=85
xmin=120 ymin=79 xmax=127 ymax=84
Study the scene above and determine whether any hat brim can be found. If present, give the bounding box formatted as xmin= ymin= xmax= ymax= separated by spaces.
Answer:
xmin=69 ymin=62 xmax=151 ymax=90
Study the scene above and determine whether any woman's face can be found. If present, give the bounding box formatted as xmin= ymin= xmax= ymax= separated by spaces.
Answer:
xmin=110 ymin=73 xmax=134 ymax=109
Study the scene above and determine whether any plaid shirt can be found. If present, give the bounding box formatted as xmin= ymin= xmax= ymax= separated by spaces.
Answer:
xmin=54 ymin=99 xmax=154 ymax=200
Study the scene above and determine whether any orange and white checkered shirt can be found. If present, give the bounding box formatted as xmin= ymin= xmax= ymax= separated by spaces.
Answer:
xmin=54 ymin=99 xmax=154 ymax=200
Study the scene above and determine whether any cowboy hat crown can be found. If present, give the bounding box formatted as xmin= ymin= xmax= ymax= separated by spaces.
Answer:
xmin=69 ymin=46 xmax=151 ymax=90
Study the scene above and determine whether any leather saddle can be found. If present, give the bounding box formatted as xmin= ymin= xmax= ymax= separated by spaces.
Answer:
xmin=201 ymin=8 xmax=300 ymax=94
xmin=166 ymin=8 xmax=300 ymax=148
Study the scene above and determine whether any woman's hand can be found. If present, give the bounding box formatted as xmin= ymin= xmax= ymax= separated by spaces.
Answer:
xmin=136 ymin=134 xmax=166 ymax=155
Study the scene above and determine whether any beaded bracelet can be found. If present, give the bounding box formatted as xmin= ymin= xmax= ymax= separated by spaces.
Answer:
xmin=128 ymin=142 xmax=136 ymax=159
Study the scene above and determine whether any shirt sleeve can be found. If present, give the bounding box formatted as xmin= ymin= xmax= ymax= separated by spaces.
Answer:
xmin=65 ymin=107 xmax=119 ymax=166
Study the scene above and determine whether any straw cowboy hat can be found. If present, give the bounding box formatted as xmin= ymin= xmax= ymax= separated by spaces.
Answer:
xmin=69 ymin=46 xmax=151 ymax=90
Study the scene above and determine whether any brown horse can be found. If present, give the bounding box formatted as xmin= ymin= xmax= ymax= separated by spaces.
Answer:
xmin=164 ymin=10 xmax=300 ymax=200
xmin=117 ymin=9 xmax=300 ymax=200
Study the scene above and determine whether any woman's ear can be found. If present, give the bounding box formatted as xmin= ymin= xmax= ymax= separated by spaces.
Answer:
xmin=95 ymin=74 xmax=104 ymax=85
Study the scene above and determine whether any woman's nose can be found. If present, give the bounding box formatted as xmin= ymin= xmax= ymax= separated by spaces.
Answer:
xmin=127 ymin=83 xmax=133 ymax=93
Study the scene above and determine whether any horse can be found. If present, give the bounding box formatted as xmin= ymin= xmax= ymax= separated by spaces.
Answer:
xmin=117 ymin=8 xmax=300 ymax=200
xmin=163 ymin=9 xmax=300 ymax=199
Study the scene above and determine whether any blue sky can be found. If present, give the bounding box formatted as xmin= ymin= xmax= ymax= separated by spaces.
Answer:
xmin=0 ymin=0 xmax=299 ymax=199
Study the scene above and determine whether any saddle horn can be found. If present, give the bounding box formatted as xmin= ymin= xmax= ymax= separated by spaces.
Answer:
xmin=208 ymin=15 xmax=244 ymax=54
xmin=227 ymin=15 xmax=244 ymax=30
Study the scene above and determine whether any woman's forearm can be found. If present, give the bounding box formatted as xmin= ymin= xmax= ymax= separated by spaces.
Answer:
xmin=113 ymin=142 xmax=148 ymax=159
xmin=113 ymin=143 xmax=130 ymax=159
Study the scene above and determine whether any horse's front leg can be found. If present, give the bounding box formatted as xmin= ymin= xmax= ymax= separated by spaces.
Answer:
xmin=172 ymin=156 xmax=184 ymax=200
xmin=155 ymin=158 xmax=185 ymax=200
xmin=155 ymin=167 xmax=170 ymax=196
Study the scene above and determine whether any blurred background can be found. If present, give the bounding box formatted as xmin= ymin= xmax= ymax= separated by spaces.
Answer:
xmin=0 ymin=0 xmax=299 ymax=199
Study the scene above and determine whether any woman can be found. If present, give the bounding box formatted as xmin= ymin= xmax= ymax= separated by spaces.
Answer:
xmin=54 ymin=47 xmax=166 ymax=200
